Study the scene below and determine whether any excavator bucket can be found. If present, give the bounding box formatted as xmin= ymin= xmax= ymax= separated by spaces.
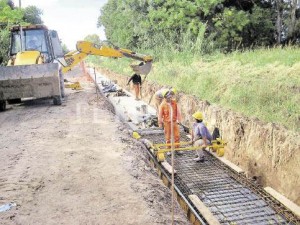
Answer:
xmin=0 ymin=63 xmax=61 ymax=101
xmin=130 ymin=61 xmax=152 ymax=75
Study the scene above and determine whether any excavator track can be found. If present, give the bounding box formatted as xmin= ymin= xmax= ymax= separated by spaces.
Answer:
xmin=140 ymin=130 xmax=300 ymax=225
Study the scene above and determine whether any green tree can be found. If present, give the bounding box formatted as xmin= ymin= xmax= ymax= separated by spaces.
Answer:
xmin=23 ymin=5 xmax=43 ymax=24
xmin=61 ymin=43 xmax=69 ymax=54
xmin=212 ymin=8 xmax=250 ymax=51
xmin=0 ymin=1 xmax=44 ymax=65
xmin=98 ymin=0 xmax=298 ymax=53
xmin=84 ymin=34 xmax=101 ymax=45
xmin=0 ymin=0 xmax=24 ymax=65
xmin=98 ymin=0 xmax=135 ymax=47
xmin=284 ymin=0 xmax=300 ymax=43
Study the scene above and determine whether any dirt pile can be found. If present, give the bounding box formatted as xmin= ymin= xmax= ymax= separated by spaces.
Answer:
xmin=98 ymin=67 xmax=300 ymax=205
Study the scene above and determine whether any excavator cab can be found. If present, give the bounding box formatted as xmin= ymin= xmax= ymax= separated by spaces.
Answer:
xmin=9 ymin=25 xmax=63 ymax=65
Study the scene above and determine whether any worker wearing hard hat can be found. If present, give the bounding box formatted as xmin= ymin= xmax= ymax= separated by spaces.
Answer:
xmin=154 ymin=87 xmax=177 ymax=113
xmin=191 ymin=111 xmax=212 ymax=162
xmin=27 ymin=37 xmax=39 ymax=50
xmin=158 ymin=89 xmax=182 ymax=150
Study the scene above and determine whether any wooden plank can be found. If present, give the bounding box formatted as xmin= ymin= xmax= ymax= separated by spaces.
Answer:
xmin=264 ymin=187 xmax=300 ymax=217
xmin=188 ymin=194 xmax=221 ymax=225
xmin=211 ymin=152 xmax=244 ymax=174
xmin=161 ymin=161 xmax=177 ymax=174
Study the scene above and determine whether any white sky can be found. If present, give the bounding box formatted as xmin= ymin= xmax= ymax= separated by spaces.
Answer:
xmin=13 ymin=0 xmax=107 ymax=50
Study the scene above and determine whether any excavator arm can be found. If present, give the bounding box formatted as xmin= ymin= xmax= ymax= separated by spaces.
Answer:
xmin=61 ymin=41 xmax=153 ymax=75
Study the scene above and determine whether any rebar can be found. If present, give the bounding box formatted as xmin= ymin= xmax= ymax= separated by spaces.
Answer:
xmin=141 ymin=129 xmax=300 ymax=225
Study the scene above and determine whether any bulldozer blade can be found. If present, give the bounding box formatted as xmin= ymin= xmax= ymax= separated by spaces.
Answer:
xmin=130 ymin=61 xmax=152 ymax=75
xmin=0 ymin=63 xmax=60 ymax=101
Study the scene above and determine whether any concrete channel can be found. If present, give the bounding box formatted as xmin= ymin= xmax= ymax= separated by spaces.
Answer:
xmin=88 ymin=68 xmax=300 ymax=225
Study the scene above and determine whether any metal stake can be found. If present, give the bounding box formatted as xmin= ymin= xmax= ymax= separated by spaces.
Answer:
xmin=94 ymin=67 xmax=97 ymax=94
xmin=19 ymin=0 xmax=23 ymax=52
xmin=168 ymin=103 xmax=175 ymax=225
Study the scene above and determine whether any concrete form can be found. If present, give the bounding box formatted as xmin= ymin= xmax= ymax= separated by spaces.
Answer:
xmin=265 ymin=187 xmax=300 ymax=217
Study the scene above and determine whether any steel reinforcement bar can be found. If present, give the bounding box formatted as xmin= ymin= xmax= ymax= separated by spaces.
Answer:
xmin=140 ymin=129 xmax=300 ymax=225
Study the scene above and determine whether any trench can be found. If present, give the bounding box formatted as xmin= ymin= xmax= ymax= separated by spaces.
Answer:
xmin=86 ymin=67 xmax=300 ymax=225
xmin=95 ymin=66 xmax=300 ymax=206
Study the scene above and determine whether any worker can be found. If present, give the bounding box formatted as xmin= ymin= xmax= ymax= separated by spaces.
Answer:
xmin=27 ymin=37 xmax=39 ymax=50
xmin=158 ymin=90 xmax=182 ymax=153
xmin=191 ymin=111 xmax=212 ymax=162
xmin=154 ymin=87 xmax=177 ymax=113
xmin=127 ymin=73 xmax=142 ymax=100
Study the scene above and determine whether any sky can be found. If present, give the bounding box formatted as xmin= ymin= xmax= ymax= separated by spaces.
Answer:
xmin=13 ymin=0 xmax=108 ymax=50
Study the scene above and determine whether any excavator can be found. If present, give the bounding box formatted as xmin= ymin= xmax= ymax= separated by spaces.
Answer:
xmin=0 ymin=24 xmax=153 ymax=111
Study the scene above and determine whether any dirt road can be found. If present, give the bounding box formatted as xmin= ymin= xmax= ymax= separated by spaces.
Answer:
xmin=0 ymin=68 xmax=189 ymax=225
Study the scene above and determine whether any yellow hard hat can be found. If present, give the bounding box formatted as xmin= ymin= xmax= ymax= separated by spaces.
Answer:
xmin=170 ymin=88 xmax=177 ymax=95
xmin=162 ymin=89 xmax=170 ymax=98
xmin=192 ymin=111 xmax=203 ymax=120
xmin=132 ymin=131 xmax=141 ymax=139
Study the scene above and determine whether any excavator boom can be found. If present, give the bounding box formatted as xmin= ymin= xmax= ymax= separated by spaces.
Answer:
xmin=62 ymin=41 xmax=153 ymax=75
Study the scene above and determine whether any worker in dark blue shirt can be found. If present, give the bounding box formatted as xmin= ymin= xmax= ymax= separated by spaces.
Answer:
xmin=127 ymin=73 xmax=142 ymax=100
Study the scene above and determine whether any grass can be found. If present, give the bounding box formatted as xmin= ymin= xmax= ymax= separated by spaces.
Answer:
xmin=87 ymin=46 xmax=300 ymax=132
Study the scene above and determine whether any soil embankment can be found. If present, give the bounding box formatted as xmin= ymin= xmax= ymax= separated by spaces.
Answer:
xmin=98 ymin=67 xmax=300 ymax=205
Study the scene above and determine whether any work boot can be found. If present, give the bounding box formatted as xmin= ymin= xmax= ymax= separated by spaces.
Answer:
xmin=176 ymin=151 xmax=183 ymax=155
xmin=193 ymin=157 xmax=205 ymax=162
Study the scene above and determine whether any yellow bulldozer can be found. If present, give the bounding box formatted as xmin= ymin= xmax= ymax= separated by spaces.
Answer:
xmin=0 ymin=24 xmax=152 ymax=111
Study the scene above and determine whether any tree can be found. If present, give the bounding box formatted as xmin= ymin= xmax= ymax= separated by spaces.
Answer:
xmin=97 ymin=0 xmax=299 ymax=53
xmin=0 ymin=0 xmax=24 ymax=65
xmin=275 ymin=0 xmax=284 ymax=44
xmin=98 ymin=0 xmax=135 ymax=47
xmin=284 ymin=0 xmax=300 ymax=43
xmin=61 ymin=43 xmax=70 ymax=54
xmin=23 ymin=5 xmax=43 ymax=24
xmin=84 ymin=34 xmax=101 ymax=45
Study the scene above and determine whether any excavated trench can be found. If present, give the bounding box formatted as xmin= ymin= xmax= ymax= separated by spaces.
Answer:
xmin=86 ymin=67 xmax=300 ymax=225
xmin=96 ymin=67 xmax=300 ymax=206
xmin=141 ymin=129 xmax=299 ymax=225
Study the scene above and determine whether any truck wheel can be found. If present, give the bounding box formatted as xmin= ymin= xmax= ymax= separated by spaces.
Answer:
xmin=0 ymin=101 xmax=6 ymax=112
xmin=59 ymin=70 xmax=65 ymax=98
xmin=53 ymin=95 xmax=62 ymax=105
xmin=7 ymin=98 xmax=22 ymax=104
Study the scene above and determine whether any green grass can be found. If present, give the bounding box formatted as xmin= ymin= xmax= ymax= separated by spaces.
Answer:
xmin=87 ymin=47 xmax=300 ymax=132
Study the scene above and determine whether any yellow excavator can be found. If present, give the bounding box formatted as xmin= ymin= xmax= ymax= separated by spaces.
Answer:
xmin=62 ymin=41 xmax=153 ymax=74
xmin=0 ymin=24 xmax=152 ymax=111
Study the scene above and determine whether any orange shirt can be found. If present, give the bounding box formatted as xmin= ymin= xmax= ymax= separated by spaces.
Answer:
xmin=158 ymin=99 xmax=182 ymax=124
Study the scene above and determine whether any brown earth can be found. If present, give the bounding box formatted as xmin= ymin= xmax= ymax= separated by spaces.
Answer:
xmin=0 ymin=66 xmax=190 ymax=225
xmin=98 ymin=67 xmax=300 ymax=205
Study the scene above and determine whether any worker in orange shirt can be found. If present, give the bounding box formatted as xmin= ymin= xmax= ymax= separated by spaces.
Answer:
xmin=158 ymin=90 xmax=182 ymax=151
xmin=154 ymin=87 xmax=177 ymax=114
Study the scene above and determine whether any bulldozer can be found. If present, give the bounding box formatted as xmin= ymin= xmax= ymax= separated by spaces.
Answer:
xmin=0 ymin=24 xmax=152 ymax=112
